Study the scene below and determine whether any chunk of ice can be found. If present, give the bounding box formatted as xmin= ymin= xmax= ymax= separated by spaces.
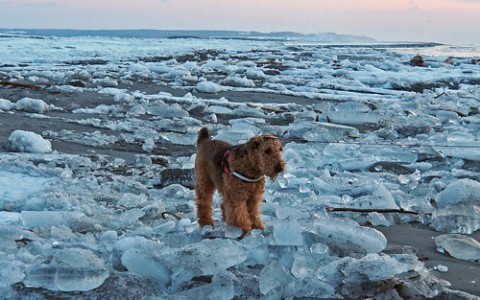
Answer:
xmin=0 ymin=98 xmax=13 ymax=111
xmin=321 ymin=143 xmax=418 ymax=172
xmin=240 ymin=230 xmax=270 ymax=266
xmin=214 ymin=129 xmax=258 ymax=145
xmin=169 ymin=239 xmax=246 ymax=275
xmin=160 ymin=131 xmax=196 ymax=145
xmin=207 ymin=272 xmax=237 ymax=300
xmin=224 ymin=225 xmax=243 ymax=239
xmin=15 ymin=97 xmax=49 ymax=113
xmin=436 ymin=265 xmax=448 ymax=272
xmin=98 ymin=230 xmax=119 ymax=252
xmin=0 ymin=211 xmax=21 ymax=225
xmin=95 ymin=77 xmax=118 ymax=87
xmin=340 ymin=253 xmax=425 ymax=298
xmin=114 ymin=208 xmax=145 ymax=228
xmin=147 ymin=102 xmax=189 ymax=118
xmin=272 ymin=218 xmax=304 ymax=246
xmin=118 ymin=193 xmax=148 ymax=209
xmin=245 ymin=69 xmax=267 ymax=80
xmin=20 ymin=211 xmax=92 ymax=232
xmin=284 ymin=277 xmax=335 ymax=299
xmin=275 ymin=206 xmax=310 ymax=220
xmin=259 ymin=259 xmax=336 ymax=299
xmin=259 ymin=261 xmax=292 ymax=295
xmin=435 ymin=179 xmax=480 ymax=208
xmin=170 ymin=271 xmax=237 ymax=300
xmin=324 ymin=111 xmax=382 ymax=127
xmin=430 ymin=205 xmax=480 ymax=234
xmin=7 ymin=130 xmax=52 ymax=153
xmin=209 ymin=105 xmax=233 ymax=114
xmin=121 ymin=250 xmax=171 ymax=288
xmin=288 ymin=121 xmax=360 ymax=142
xmin=435 ymin=234 xmax=480 ymax=261
xmin=24 ymin=248 xmax=109 ymax=292
xmin=0 ymin=255 xmax=25 ymax=288
xmin=115 ymin=236 xmax=163 ymax=254
xmin=313 ymin=217 xmax=387 ymax=255
xmin=0 ymin=170 xmax=52 ymax=210
xmin=113 ymin=92 xmax=134 ymax=103
xmin=342 ymin=253 xmax=411 ymax=283
xmin=142 ymin=138 xmax=155 ymax=152
xmin=349 ymin=184 xmax=399 ymax=210
xmin=291 ymin=251 xmax=330 ymax=279
xmin=196 ymin=81 xmax=223 ymax=93
xmin=222 ymin=76 xmax=255 ymax=88
xmin=434 ymin=141 xmax=480 ymax=161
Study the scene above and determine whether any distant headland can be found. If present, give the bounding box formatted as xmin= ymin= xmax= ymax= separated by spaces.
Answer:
xmin=0 ymin=29 xmax=377 ymax=43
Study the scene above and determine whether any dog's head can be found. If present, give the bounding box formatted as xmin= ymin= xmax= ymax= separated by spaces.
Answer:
xmin=247 ymin=133 xmax=286 ymax=180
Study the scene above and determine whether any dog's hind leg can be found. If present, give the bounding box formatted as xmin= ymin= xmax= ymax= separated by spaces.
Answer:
xmin=195 ymin=174 xmax=215 ymax=228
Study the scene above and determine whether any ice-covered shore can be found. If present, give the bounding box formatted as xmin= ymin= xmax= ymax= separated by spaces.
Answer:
xmin=1 ymin=35 xmax=480 ymax=298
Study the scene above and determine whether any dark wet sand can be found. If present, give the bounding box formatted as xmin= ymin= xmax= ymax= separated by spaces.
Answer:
xmin=377 ymin=224 xmax=480 ymax=296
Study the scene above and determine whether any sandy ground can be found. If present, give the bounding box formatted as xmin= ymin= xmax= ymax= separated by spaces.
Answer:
xmin=377 ymin=224 xmax=480 ymax=296
xmin=1 ymin=83 xmax=479 ymax=297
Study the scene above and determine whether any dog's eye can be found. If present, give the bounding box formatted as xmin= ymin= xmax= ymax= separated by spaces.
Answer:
xmin=265 ymin=148 xmax=272 ymax=154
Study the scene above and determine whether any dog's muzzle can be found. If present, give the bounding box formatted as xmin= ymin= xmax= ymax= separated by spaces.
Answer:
xmin=274 ymin=162 xmax=285 ymax=174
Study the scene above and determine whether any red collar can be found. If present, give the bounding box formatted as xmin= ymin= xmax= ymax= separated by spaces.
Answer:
xmin=221 ymin=149 xmax=263 ymax=183
xmin=222 ymin=149 xmax=233 ymax=175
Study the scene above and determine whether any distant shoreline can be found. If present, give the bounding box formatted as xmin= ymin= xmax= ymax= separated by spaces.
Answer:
xmin=0 ymin=28 xmax=376 ymax=43
xmin=0 ymin=28 xmax=446 ymax=48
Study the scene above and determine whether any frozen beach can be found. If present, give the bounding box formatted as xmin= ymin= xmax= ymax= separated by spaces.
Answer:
xmin=1 ymin=31 xmax=480 ymax=299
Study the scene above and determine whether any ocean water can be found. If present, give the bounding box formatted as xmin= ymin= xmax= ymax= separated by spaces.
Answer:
xmin=1 ymin=29 xmax=478 ymax=66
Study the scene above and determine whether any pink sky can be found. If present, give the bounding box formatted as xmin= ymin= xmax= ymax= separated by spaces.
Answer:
xmin=1 ymin=0 xmax=479 ymax=44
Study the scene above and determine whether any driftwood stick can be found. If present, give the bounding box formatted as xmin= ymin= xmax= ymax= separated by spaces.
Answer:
xmin=326 ymin=207 xmax=420 ymax=215
xmin=434 ymin=91 xmax=447 ymax=100
xmin=0 ymin=81 xmax=43 ymax=90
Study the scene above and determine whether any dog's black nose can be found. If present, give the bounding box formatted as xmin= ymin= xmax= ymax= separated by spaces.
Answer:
xmin=274 ymin=163 xmax=284 ymax=173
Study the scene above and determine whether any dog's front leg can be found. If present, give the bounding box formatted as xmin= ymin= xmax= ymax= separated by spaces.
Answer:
xmin=222 ymin=189 xmax=252 ymax=237
xmin=247 ymin=190 xmax=265 ymax=230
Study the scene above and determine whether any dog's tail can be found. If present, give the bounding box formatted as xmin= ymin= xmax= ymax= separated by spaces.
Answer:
xmin=197 ymin=127 xmax=210 ymax=144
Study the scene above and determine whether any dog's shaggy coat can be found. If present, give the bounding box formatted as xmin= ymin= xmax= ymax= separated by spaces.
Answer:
xmin=195 ymin=127 xmax=285 ymax=236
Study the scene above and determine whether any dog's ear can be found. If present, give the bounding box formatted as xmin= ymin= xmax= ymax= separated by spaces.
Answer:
xmin=247 ymin=135 xmax=262 ymax=151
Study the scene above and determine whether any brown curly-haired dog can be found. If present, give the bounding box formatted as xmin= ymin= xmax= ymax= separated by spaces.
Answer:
xmin=195 ymin=127 xmax=285 ymax=237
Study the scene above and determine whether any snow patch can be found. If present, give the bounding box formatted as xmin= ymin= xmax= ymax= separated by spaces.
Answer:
xmin=196 ymin=81 xmax=223 ymax=93
xmin=15 ymin=98 xmax=49 ymax=113
xmin=0 ymin=98 xmax=13 ymax=111
xmin=6 ymin=130 xmax=52 ymax=153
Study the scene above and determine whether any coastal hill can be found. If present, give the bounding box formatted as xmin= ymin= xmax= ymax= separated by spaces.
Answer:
xmin=0 ymin=29 xmax=376 ymax=42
